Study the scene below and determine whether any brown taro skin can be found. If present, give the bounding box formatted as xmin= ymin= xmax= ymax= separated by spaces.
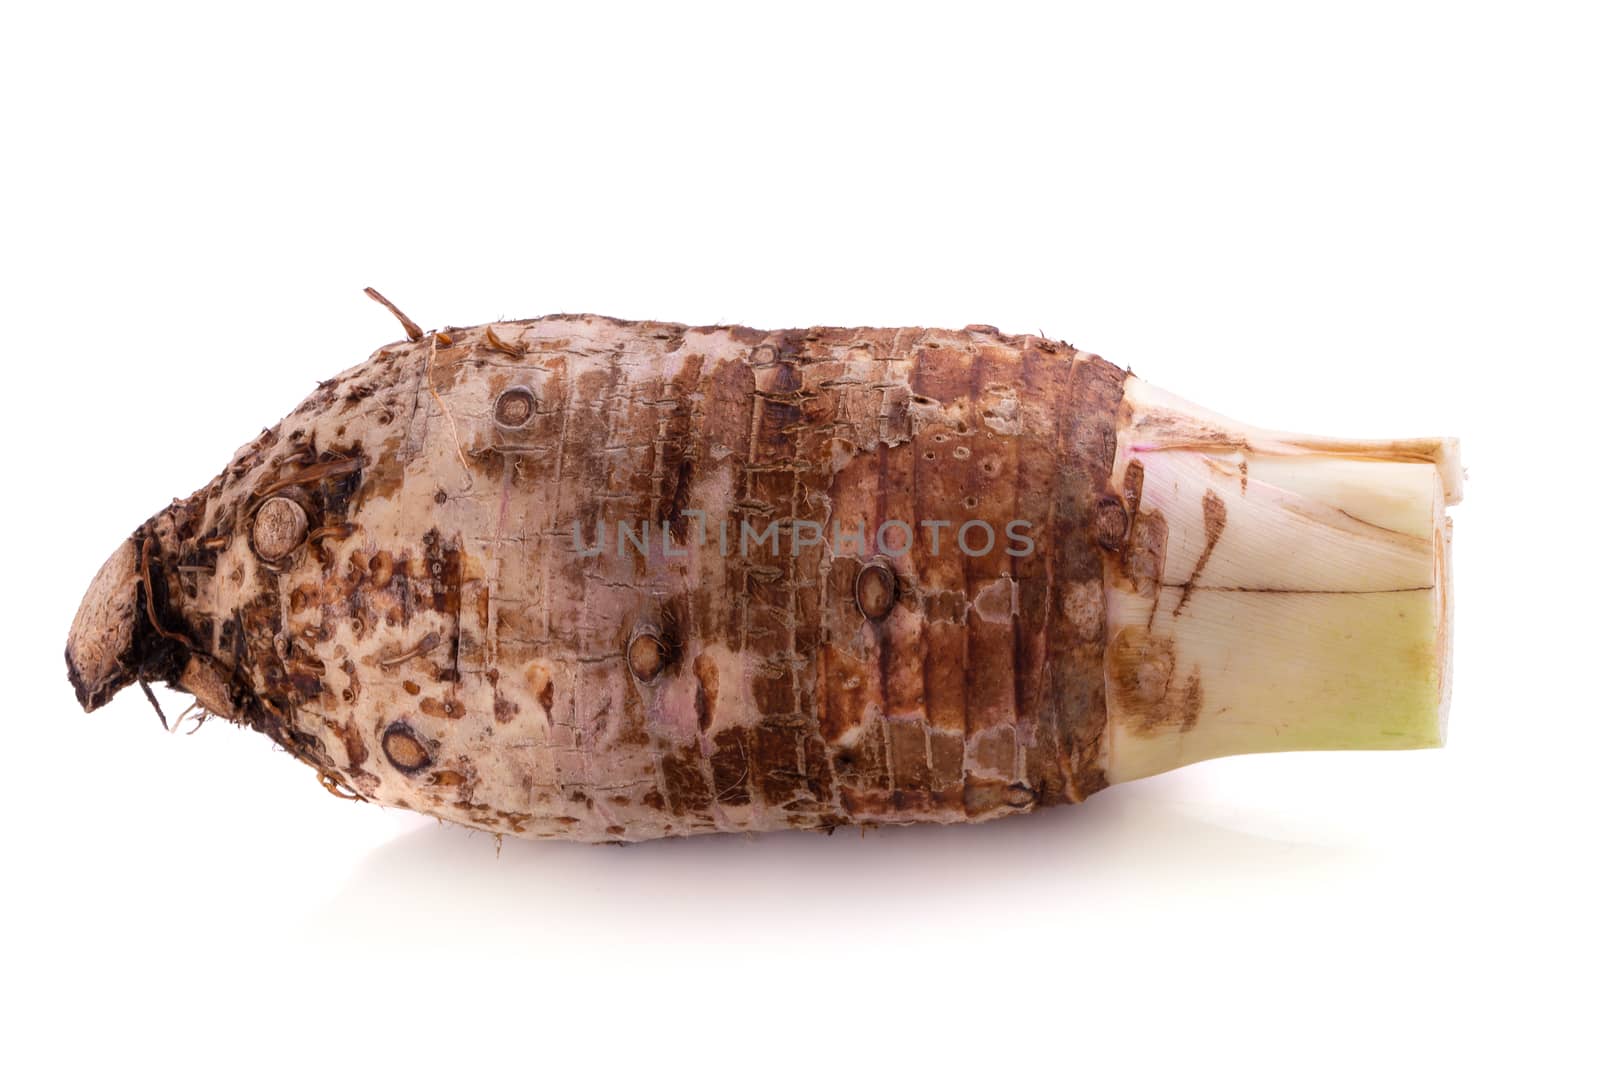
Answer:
xmin=68 ymin=316 xmax=1128 ymax=842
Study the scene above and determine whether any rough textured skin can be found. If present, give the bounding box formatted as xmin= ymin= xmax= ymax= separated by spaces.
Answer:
xmin=67 ymin=315 xmax=1128 ymax=842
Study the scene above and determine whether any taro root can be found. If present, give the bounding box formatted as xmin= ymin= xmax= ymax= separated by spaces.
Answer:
xmin=65 ymin=301 xmax=1460 ymax=842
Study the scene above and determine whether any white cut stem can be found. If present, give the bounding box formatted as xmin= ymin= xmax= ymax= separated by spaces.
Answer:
xmin=1104 ymin=379 xmax=1457 ymax=784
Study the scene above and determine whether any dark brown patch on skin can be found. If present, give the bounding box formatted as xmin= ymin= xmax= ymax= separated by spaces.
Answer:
xmin=382 ymin=722 xmax=431 ymax=773
xmin=1040 ymin=351 xmax=1127 ymax=801
xmin=419 ymin=696 xmax=465 ymax=719
xmin=1123 ymin=508 xmax=1169 ymax=598
xmin=1173 ymin=489 xmax=1227 ymax=617
xmin=1109 ymin=628 xmax=1174 ymax=706
xmin=494 ymin=695 xmax=521 ymax=724
xmin=663 ymin=457 xmax=694 ymax=543
xmin=709 ymin=727 xmax=752 ymax=805
xmin=287 ymin=670 xmax=322 ymax=700
xmin=803 ymin=731 xmax=836 ymax=808
xmin=523 ymin=663 xmax=555 ymax=724
xmin=326 ymin=718 xmax=368 ymax=772
xmin=660 ymin=748 xmax=713 ymax=816
xmin=1107 ymin=627 xmax=1203 ymax=733
xmin=751 ymin=723 xmax=806 ymax=805
xmin=854 ymin=560 xmax=896 ymax=621
xmin=696 ymin=355 xmax=755 ymax=474
xmin=317 ymin=447 xmax=367 ymax=524
xmin=887 ymin=718 xmax=932 ymax=791
xmin=367 ymin=550 xmax=395 ymax=588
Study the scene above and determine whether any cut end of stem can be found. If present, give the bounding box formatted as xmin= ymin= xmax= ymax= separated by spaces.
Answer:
xmin=1103 ymin=380 xmax=1459 ymax=784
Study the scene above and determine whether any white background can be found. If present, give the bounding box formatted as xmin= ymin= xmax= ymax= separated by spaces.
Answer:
xmin=3 ymin=3 xmax=1596 ymax=1063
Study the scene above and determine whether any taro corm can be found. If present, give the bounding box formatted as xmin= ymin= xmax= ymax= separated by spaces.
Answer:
xmin=66 ymin=293 xmax=1459 ymax=842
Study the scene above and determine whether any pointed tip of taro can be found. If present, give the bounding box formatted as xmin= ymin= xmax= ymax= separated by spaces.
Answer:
xmin=65 ymin=539 xmax=144 ymax=712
